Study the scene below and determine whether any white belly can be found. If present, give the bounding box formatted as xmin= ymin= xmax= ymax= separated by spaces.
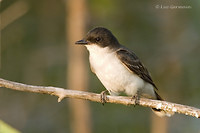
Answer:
xmin=86 ymin=45 xmax=150 ymax=96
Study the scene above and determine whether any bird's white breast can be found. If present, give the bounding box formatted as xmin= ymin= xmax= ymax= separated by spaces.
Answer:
xmin=85 ymin=44 xmax=154 ymax=97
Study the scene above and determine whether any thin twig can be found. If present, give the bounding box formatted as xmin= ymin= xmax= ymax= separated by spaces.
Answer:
xmin=0 ymin=78 xmax=199 ymax=118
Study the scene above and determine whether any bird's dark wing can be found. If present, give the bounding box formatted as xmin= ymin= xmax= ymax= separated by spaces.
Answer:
xmin=116 ymin=48 xmax=158 ymax=90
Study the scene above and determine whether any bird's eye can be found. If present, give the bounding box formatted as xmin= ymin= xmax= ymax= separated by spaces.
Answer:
xmin=95 ymin=37 xmax=101 ymax=42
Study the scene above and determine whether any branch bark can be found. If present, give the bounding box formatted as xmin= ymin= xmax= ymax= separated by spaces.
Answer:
xmin=0 ymin=78 xmax=199 ymax=118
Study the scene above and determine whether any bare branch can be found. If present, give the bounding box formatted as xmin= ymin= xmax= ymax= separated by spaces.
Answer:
xmin=0 ymin=78 xmax=199 ymax=118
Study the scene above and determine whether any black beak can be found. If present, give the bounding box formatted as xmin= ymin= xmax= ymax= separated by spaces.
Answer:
xmin=75 ymin=39 xmax=88 ymax=45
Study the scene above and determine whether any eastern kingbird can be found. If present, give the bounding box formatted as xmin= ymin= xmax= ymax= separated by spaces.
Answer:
xmin=75 ymin=27 xmax=173 ymax=117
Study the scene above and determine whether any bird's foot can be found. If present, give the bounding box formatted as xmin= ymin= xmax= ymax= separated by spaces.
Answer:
xmin=131 ymin=92 xmax=140 ymax=106
xmin=100 ymin=90 xmax=108 ymax=105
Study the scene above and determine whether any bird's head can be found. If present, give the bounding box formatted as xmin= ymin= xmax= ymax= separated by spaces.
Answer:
xmin=75 ymin=27 xmax=120 ymax=49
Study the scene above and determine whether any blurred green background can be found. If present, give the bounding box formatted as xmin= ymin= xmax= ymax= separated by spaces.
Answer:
xmin=0 ymin=0 xmax=200 ymax=133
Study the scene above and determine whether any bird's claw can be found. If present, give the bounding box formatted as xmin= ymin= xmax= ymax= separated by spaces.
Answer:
xmin=100 ymin=90 xmax=108 ymax=105
xmin=131 ymin=93 xmax=140 ymax=106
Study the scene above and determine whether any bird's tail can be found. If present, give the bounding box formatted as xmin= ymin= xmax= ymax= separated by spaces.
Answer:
xmin=151 ymin=92 xmax=174 ymax=117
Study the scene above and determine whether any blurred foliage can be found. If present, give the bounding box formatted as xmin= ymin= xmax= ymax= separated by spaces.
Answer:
xmin=0 ymin=120 xmax=20 ymax=133
xmin=0 ymin=0 xmax=200 ymax=133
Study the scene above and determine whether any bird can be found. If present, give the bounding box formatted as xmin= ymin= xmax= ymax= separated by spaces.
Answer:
xmin=75 ymin=27 xmax=173 ymax=117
